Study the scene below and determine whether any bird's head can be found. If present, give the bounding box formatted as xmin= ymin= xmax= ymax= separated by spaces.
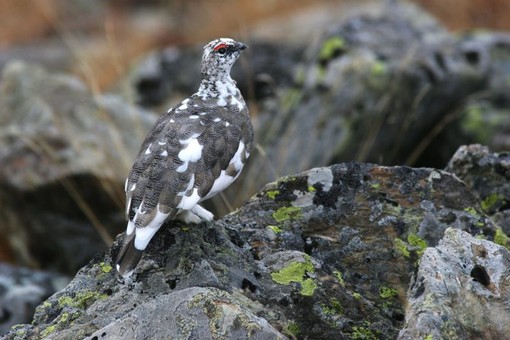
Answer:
xmin=201 ymin=38 xmax=247 ymax=78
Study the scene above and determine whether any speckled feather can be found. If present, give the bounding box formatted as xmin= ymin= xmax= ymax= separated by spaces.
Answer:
xmin=116 ymin=38 xmax=253 ymax=277
xmin=125 ymin=95 xmax=252 ymax=224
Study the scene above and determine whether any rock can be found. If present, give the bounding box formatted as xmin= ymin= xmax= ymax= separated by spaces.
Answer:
xmin=0 ymin=263 xmax=69 ymax=335
xmin=204 ymin=3 xmax=509 ymax=217
xmin=2 ymin=162 xmax=501 ymax=339
xmin=446 ymin=144 xmax=510 ymax=238
xmin=83 ymin=287 xmax=283 ymax=340
xmin=0 ymin=61 xmax=156 ymax=275
xmin=399 ymin=228 xmax=510 ymax=339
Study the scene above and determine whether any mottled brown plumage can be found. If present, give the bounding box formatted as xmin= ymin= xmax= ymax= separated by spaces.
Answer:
xmin=116 ymin=38 xmax=253 ymax=277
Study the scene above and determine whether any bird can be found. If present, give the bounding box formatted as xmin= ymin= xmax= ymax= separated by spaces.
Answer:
xmin=115 ymin=38 xmax=253 ymax=277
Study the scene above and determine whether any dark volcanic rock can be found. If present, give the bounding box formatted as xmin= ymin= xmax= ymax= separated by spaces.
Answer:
xmin=3 ymin=162 xmax=503 ymax=340
xmin=399 ymin=228 xmax=510 ymax=339
xmin=446 ymin=144 xmax=510 ymax=238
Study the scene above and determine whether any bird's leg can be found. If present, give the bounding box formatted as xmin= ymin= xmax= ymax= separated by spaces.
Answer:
xmin=176 ymin=205 xmax=214 ymax=224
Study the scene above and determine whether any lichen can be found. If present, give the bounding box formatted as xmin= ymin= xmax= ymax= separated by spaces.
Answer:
xmin=319 ymin=37 xmax=345 ymax=63
xmin=267 ymin=190 xmax=280 ymax=200
xmin=462 ymin=105 xmax=489 ymax=143
xmin=272 ymin=206 xmax=303 ymax=223
xmin=394 ymin=238 xmax=410 ymax=258
xmin=271 ymin=255 xmax=316 ymax=296
xmin=267 ymin=225 xmax=282 ymax=234
xmin=351 ymin=322 xmax=379 ymax=340
xmin=463 ymin=207 xmax=485 ymax=227
xmin=308 ymin=185 xmax=316 ymax=192
xmin=322 ymin=298 xmax=343 ymax=315
xmin=58 ymin=290 xmax=108 ymax=309
xmin=352 ymin=292 xmax=362 ymax=300
xmin=379 ymin=286 xmax=398 ymax=299
xmin=99 ymin=262 xmax=112 ymax=273
xmin=407 ymin=234 xmax=427 ymax=256
xmin=494 ymin=228 xmax=510 ymax=250
xmin=481 ymin=193 xmax=505 ymax=213
xmin=39 ymin=312 xmax=77 ymax=338
xmin=370 ymin=61 xmax=386 ymax=76
xmin=284 ymin=322 xmax=300 ymax=337
xmin=333 ymin=270 xmax=345 ymax=287
xmin=370 ymin=182 xmax=381 ymax=189
xmin=300 ymin=278 xmax=317 ymax=296
xmin=41 ymin=324 xmax=57 ymax=338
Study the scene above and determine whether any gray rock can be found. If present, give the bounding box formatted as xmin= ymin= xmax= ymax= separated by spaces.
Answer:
xmin=216 ymin=2 xmax=510 ymax=217
xmin=399 ymin=228 xmax=510 ymax=339
xmin=0 ymin=61 xmax=156 ymax=274
xmin=83 ymin=287 xmax=284 ymax=340
xmin=2 ymin=162 xmax=502 ymax=339
xmin=446 ymin=144 xmax=510 ymax=238
xmin=0 ymin=263 xmax=68 ymax=335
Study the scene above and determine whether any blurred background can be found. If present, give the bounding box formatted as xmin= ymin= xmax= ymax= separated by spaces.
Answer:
xmin=1 ymin=0 xmax=510 ymax=332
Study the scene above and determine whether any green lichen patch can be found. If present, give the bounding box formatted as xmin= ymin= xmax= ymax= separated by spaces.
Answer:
xmin=407 ymin=234 xmax=427 ymax=256
xmin=300 ymin=278 xmax=317 ymax=296
xmin=394 ymin=238 xmax=410 ymax=258
xmin=99 ymin=262 xmax=112 ymax=273
xmin=321 ymin=298 xmax=343 ymax=315
xmin=461 ymin=105 xmax=490 ymax=143
xmin=352 ymin=292 xmax=362 ymax=300
xmin=272 ymin=206 xmax=303 ymax=223
xmin=319 ymin=37 xmax=346 ymax=64
xmin=267 ymin=190 xmax=280 ymax=200
xmin=481 ymin=193 xmax=505 ymax=213
xmin=394 ymin=233 xmax=427 ymax=258
xmin=41 ymin=324 xmax=57 ymax=338
xmin=267 ymin=225 xmax=282 ymax=234
xmin=58 ymin=290 xmax=108 ymax=310
xmin=333 ymin=270 xmax=345 ymax=287
xmin=350 ymin=322 xmax=379 ymax=340
xmin=379 ymin=286 xmax=398 ymax=299
xmin=370 ymin=182 xmax=381 ymax=189
xmin=370 ymin=61 xmax=387 ymax=76
xmin=271 ymin=255 xmax=316 ymax=296
xmin=494 ymin=228 xmax=510 ymax=250
xmin=40 ymin=312 xmax=78 ymax=338
xmin=464 ymin=207 xmax=486 ymax=228
xmin=284 ymin=321 xmax=300 ymax=337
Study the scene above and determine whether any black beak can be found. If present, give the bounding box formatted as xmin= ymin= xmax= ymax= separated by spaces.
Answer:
xmin=236 ymin=42 xmax=248 ymax=51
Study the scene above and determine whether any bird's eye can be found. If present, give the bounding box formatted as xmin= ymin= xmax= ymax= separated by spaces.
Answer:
xmin=217 ymin=48 xmax=226 ymax=54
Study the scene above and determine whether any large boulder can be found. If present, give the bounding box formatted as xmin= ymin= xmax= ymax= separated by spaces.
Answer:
xmin=399 ymin=228 xmax=510 ymax=339
xmin=3 ymin=159 xmax=507 ymax=339
xmin=0 ymin=62 xmax=156 ymax=274
xmin=123 ymin=4 xmax=510 ymax=221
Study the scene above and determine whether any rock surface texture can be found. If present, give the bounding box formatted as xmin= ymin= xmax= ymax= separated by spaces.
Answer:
xmin=4 ymin=152 xmax=509 ymax=339
xmin=399 ymin=228 xmax=510 ymax=339
xmin=0 ymin=62 xmax=156 ymax=274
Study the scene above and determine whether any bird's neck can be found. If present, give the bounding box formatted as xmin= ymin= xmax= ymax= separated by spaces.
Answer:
xmin=196 ymin=71 xmax=239 ymax=100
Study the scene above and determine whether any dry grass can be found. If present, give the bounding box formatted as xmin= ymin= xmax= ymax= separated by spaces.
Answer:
xmin=413 ymin=0 xmax=510 ymax=31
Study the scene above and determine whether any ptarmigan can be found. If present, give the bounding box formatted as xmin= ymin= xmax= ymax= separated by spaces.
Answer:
xmin=115 ymin=38 xmax=253 ymax=277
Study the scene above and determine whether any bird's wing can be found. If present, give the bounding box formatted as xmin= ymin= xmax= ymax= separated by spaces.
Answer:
xmin=124 ymin=98 xmax=252 ymax=237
